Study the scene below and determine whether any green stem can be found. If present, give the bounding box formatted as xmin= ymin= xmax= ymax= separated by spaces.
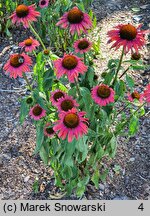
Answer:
xmin=22 ymin=73 xmax=32 ymax=91
xmin=33 ymin=50 xmax=37 ymax=57
xmin=117 ymin=103 xmax=130 ymax=116
xmin=119 ymin=66 xmax=130 ymax=79
xmin=29 ymin=23 xmax=46 ymax=50
xmin=84 ymin=53 xmax=86 ymax=64
xmin=112 ymin=47 xmax=124 ymax=86
xmin=75 ymin=78 xmax=81 ymax=98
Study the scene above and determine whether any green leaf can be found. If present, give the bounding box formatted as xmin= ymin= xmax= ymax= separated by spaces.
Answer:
xmin=104 ymin=70 xmax=115 ymax=85
xmin=19 ymin=99 xmax=29 ymax=124
xmin=39 ymin=145 xmax=49 ymax=165
xmin=33 ymin=90 xmax=48 ymax=111
xmin=100 ymin=169 xmax=109 ymax=182
xmin=80 ymin=87 xmax=92 ymax=118
xmin=126 ymin=74 xmax=135 ymax=88
xmin=130 ymin=65 xmax=146 ymax=70
xmin=108 ymin=59 xmax=119 ymax=69
xmin=129 ymin=115 xmax=139 ymax=136
xmin=75 ymin=136 xmax=88 ymax=163
xmin=87 ymin=66 xmax=95 ymax=87
xmin=91 ymin=169 xmax=100 ymax=189
xmin=110 ymin=135 xmax=117 ymax=158
xmin=34 ymin=123 xmax=44 ymax=154
xmin=114 ymin=80 xmax=126 ymax=97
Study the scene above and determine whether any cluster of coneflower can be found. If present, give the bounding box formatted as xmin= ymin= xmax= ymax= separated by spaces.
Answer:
xmin=3 ymin=3 xmax=150 ymax=143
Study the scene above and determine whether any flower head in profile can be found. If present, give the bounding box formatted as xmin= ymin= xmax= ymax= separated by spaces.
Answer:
xmin=143 ymin=84 xmax=150 ymax=103
xmin=74 ymin=38 xmax=92 ymax=54
xmin=56 ymin=95 xmax=79 ymax=112
xmin=131 ymin=52 xmax=141 ymax=60
xmin=107 ymin=23 xmax=148 ymax=53
xmin=127 ymin=90 xmax=143 ymax=103
xmin=19 ymin=37 xmax=40 ymax=52
xmin=10 ymin=4 xmax=40 ymax=28
xmin=39 ymin=0 xmax=49 ymax=8
xmin=50 ymin=89 xmax=66 ymax=106
xmin=3 ymin=53 xmax=32 ymax=78
xmin=29 ymin=104 xmax=46 ymax=120
xmin=54 ymin=53 xmax=87 ymax=83
xmin=43 ymin=49 xmax=50 ymax=55
xmin=53 ymin=108 xmax=88 ymax=142
xmin=44 ymin=123 xmax=55 ymax=138
xmin=56 ymin=6 xmax=92 ymax=35
xmin=92 ymin=84 xmax=115 ymax=106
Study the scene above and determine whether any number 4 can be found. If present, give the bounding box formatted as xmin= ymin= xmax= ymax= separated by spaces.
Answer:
xmin=138 ymin=203 xmax=144 ymax=211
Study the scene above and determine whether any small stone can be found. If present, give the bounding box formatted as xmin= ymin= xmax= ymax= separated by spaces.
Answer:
xmin=129 ymin=157 xmax=135 ymax=162
xmin=140 ymin=5 xmax=150 ymax=10
xmin=24 ymin=176 xmax=30 ymax=183
xmin=99 ymin=183 xmax=105 ymax=191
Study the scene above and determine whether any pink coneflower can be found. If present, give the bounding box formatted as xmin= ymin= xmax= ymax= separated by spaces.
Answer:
xmin=56 ymin=6 xmax=92 ymax=35
xmin=39 ymin=0 xmax=49 ymax=8
xmin=29 ymin=104 xmax=46 ymax=120
xmin=53 ymin=53 xmax=87 ymax=83
xmin=56 ymin=95 xmax=79 ymax=112
xmin=53 ymin=108 xmax=88 ymax=142
xmin=127 ymin=91 xmax=143 ymax=103
xmin=107 ymin=23 xmax=147 ymax=53
xmin=91 ymin=84 xmax=115 ymax=106
xmin=50 ymin=89 xmax=66 ymax=106
xmin=19 ymin=37 xmax=40 ymax=52
xmin=143 ymin=84 xmax=150 ymax=103
xmin=74 ymin=38 xmax=92 ymax=54
xmin=44 ymin=123 xmax=55 ymax=138
xmin=3 ymin=53 xmax=32 ymax=78
xmin=10 ymin=4 xmax=40 ymax=28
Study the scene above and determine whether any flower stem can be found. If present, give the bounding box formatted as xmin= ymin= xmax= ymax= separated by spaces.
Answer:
xmin=22 ymin=73 xmax=32 ymax=91
xmin=29 ymin=23 xmax=46 ymax=50
xmin=119 ymin=66 xmax=130 ymax=79
xmin=33 ymin=50 xmax=37 ymax=57
xmin=112 ymin=47 xmax=124 ymax=86
xmin=75 ymin=78 xmax=81 ymax=98
xmin=84 ymin=53 xmax=86 ymax=64
xmin=117 ymin=103 xmax=130 ymax=116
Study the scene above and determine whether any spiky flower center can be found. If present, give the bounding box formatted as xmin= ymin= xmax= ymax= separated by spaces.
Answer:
xmin=67 ymin=8 xmax=84 ymax=24
xmin=53 ymin=92 xmax=64 ymax=102
xmin=62 ymin=55 xmax=78 ymax=70
xmin=41 ymin=0 xmax=46 ymax=5
xmin=44 ymin=49 xmax=50 ymax=55
xmin=25 ymin=38 xmax=33 ymax=46
xmin=64 ymin=113 xmax=79 ymax=128
xmin=32 ymin=106 xmax=43 ymax=116
xmin=131 ymin=53 xmax=141 ymax=60
xmin=61 ymin=99 xmax=74 ymax=111
xmin=46 ymin=127 xmax=54 ymax=134
xmin=120 ymin=24 xmax=137 ymax=41
xmin=10 ymin=54 xmax=24 ymax=68
xmin=131 ymin=91 xmax=140 ymax=100
xmin=78 ymin=40 xmax=89 ymax=50
xmin=97 ymin=85 xmax=111 ymax=98
xmin=16 ymin=5 xmax=29 ymax=18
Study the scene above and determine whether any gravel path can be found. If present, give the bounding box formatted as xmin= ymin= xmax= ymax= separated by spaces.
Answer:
xmin=0 ymin=0 xmax=150 ymax=200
